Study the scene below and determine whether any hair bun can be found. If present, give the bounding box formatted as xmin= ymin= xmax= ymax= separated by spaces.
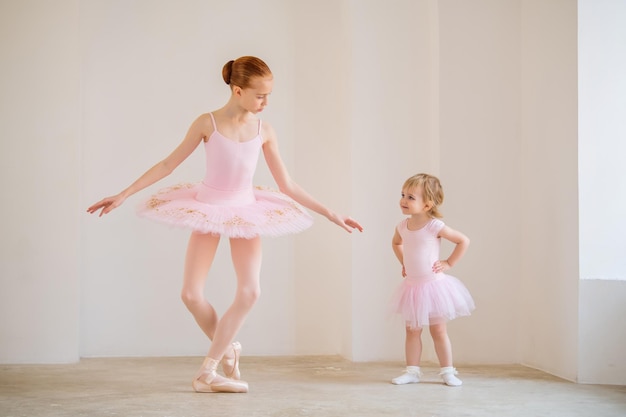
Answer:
xmin=222 ymin=60 xmax=235 ymax=85
xmin=222 ymin=56 xmax=271 ymax=90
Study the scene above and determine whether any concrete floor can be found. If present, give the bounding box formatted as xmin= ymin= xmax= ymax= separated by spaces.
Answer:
xmin=1 ymin=356 xmax=625 ymax=417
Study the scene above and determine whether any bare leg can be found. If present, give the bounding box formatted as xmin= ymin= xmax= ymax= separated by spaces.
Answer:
xmin=430 ymin=323 xmax=453 ymax=367
xmin=391 ymin=325 xmax=423 ymax=384
xmin=430 ymin=323 xmax=462 ymax=386
xmin=207 ymin=236 xmax=262 ymax=361
xmin=180 ymin=232 xmax=221 ymax=340
xmin=405 ymin=326 xmax=423 ymax=366
xmin=184 ymin=233 xmax=256 ymax=393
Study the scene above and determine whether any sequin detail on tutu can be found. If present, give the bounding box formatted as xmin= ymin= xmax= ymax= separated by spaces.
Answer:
xmin=136 ymin=183 xmax=313 ymax=239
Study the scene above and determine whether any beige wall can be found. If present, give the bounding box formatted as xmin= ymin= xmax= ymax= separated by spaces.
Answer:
xmin=520 ymin=0 xmax=579 ymax=381
xmin=0 ymin=0 xmax=80 ymax=363
xmin=437 ymin=0 xmax=523 ymax=364
xmin=291 ymin=1 xmax=352 ymax=356
xmin=348 ymin=0 xmax=441 ymax=361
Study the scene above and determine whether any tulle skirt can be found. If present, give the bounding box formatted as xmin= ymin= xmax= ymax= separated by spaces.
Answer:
xmin=390 ymin=274 xmax=475 ymax=329
xmin=136 ymin=183 xmax=313 ymax=239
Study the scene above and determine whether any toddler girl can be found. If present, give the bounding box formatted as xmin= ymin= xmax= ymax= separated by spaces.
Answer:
xmin=390 ymin=173 xmax=474 ymax=386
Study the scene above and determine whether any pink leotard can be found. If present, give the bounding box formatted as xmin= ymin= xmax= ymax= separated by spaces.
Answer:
xmin=137 ymin=113 xmax=313 ymax=238
xmin=390 ymin=218 xmax=475 ymax=328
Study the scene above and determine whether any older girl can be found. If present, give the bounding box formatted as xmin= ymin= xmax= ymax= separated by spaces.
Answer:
xmin=88 ymin=56 xmax=362 ymax=393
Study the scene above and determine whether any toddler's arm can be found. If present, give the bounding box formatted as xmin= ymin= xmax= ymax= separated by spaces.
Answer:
xmin=433 ymin=225 xmax=469 ymax=273
xmin=392 ymin=228 xmax=406 ymax=277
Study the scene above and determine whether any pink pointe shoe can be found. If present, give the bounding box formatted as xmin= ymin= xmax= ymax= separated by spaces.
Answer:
xmin=221 ymin=341 xmax=242 ymax=380
xmin=192 ymin=357 xmax=248 ymax=393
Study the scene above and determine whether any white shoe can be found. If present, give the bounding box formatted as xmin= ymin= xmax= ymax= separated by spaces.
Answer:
xmin=440 ymin=367 xmax=462 ymax=386
xmin=391 ymin=366 xmax=421 ymax=385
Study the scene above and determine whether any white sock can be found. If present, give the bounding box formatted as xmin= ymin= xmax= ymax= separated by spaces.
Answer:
xmin=439 ymin=366 xmax=462 ymax=386
xmin=406 ymin=366 xmax=421 ymax=374
xmin=391 ymin=366 xmax=421 ymax=385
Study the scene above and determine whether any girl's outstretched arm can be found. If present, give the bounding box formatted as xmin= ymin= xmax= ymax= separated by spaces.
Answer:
xmin=261 ymin=122 xmax=362 ymax=233
xmin=87 ymin=114 xmax=211 ymax=217
xmin=433 ymin=225 xmax=470 ymax=273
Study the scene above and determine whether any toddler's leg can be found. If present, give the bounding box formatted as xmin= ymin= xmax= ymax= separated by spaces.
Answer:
xmin=430 ymin=323 xmax=462 ymax=386
xmin=430 ymin=323 xmax=452 ymax=367
xmin=391 ymin=326 xmax=422 ymax=385
xmin=405 ymin=326 xmax=423 ymax=366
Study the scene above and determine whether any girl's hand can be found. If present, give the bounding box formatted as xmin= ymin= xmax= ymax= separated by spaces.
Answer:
xmin=87 ymin=193 xmax=127 ymax=217
xmin=327 ymin=213 xmax=363 ymax=233
xmin=432 ymin=260 xmax=450 ymax=273
xmin=402 ymin=265 xmax=407 ymax=278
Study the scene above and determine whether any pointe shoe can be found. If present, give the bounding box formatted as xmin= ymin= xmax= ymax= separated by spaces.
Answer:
xmin=221 ymin=341 xmax=242 ymax=380
xmin=192 ymin=357 xmax=248 ymax=393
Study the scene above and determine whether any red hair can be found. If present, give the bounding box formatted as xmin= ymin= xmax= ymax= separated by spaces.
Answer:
xmin=222 ymin=56 xmax=272 ymax=89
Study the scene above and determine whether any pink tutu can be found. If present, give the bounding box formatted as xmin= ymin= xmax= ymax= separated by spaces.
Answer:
xmin=136 ymin=183 xmax=313 ymax=239
xmin=137 ymin=114 xmax=315 ymax=239
xmin=390 ymin=274 xmax=475 ymax=329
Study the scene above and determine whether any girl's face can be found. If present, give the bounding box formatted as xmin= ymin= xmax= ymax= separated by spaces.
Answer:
xmin=400 ymin=186 xmax=431 ymax=217
xmin=237 ymin=76 xmax=273 ymax=114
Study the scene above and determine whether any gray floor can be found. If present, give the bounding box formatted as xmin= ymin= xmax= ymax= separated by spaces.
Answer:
xmin=1 ymin=356 xmax=625 ymax=417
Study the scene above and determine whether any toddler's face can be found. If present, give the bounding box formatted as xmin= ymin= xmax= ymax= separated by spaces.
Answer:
xmin=399 ymin=186 xmax=430 ymax=216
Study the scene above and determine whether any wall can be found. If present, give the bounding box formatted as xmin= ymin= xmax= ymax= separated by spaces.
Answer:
xmin=578 ymin=0 xmax=626 ymax=282
xmin=520 ymin=0 xmax=579 ymax=381
xmin=437 ymin=0 xmax=522 ymax=364
xmin=291 ymin=1 xmax=353 ymax=356
xmin=347 ymin=0 xmax=443 ymax=362
xmin=0 ymin=0 xmax=81 ymax=363
xmin=578 ymin=280 xmax=626 ymax=385
xmin=577 ymin=0 xmax=626 ymax=385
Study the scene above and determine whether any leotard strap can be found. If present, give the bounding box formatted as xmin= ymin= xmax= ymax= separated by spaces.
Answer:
xmin=209 ymin=112 xmax=261 ymax=138
xmin=209 ymin=112 xmax=217 ymax=131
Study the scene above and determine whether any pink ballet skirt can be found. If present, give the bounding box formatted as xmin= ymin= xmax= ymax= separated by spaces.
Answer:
xmin=390 ymin=273 xmax=475 ymax=329
xmin=136 ymin=113 xmax=313 ymax=239
xmin=389 ymin=218 xmax=475 ymax=329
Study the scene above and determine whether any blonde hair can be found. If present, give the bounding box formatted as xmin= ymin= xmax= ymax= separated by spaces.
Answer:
xmin=403 ymin=173 xmax=444 ymax=218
